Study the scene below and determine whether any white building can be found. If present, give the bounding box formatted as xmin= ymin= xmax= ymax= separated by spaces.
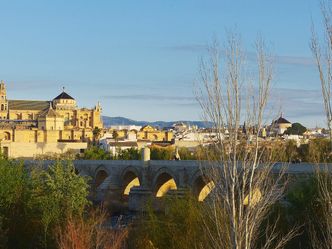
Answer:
xmin=110 ymin=125 xmax=142 ymax=131
xmin=108 ymin=141 xmax=139 ymax=156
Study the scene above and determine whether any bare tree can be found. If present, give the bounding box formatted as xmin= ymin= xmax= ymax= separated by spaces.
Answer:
xmin=310 ymin=0 xmax=332 ymax=148
xmin=309 ymin=2 xmax=332 ymax=248
xmin=196 ymin=33 xmax=297 ymax=249
xmin=309 ymin=166 xmax=332 ymax=249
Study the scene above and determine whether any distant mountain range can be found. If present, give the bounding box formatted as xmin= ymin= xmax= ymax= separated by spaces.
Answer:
xmin=102 ymin=116 xmax=212 ymax=128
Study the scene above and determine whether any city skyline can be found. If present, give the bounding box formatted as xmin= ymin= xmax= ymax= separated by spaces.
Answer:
xmin=0 ymin=0 xmax=326 ymax=127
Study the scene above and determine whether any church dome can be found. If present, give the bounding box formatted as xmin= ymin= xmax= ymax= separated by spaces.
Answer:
xmin=53 ymin=91 xmax=75 ymax=100
xmin=274 ymin=116 xmax=291 ymax=124
xmin=52 ymin=89 xmax=76 ymax=110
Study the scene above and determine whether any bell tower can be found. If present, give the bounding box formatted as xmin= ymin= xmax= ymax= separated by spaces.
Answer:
xmin=0 ymin=80 xmax=8 ymax=119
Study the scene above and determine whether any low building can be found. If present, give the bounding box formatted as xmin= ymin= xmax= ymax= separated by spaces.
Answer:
xmin=108 ymin=141 xmax=139 ymax=156
xmin=110 ymin=125 xmax=142 ymax=131
xmin=174 ymin=129 xmax=219 ymax=148
xmin=135 ymin=125 xmax=173 ymax=142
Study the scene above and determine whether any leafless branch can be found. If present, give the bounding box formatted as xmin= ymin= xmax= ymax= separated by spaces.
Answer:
xmin=197 ymin=33 xmax=297 ymax=249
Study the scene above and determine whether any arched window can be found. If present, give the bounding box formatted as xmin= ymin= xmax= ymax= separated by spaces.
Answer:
xmin=4 ymin=132 xmax=10 ymax=140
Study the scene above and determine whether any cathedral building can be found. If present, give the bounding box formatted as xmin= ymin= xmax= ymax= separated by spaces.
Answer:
xmin=0 ymin=81 xmax=103 ymax=158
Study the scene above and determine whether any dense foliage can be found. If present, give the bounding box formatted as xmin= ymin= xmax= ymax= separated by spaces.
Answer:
xmin=115 ymin=147 xmax=141 ymax=160
xmin=128 ymin=196 xmax=210 ymax=249
xmin=82 ymin=146 xmax=111 ymax=160
xmin=284 ymin=123 xmax=307 ymax=135
xmin=0 ymin=159 xmax=90 ymax=249
xmin=267 ymin=138 xmax=332 ymax=163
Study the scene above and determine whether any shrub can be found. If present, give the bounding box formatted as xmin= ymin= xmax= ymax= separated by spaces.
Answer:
xmin=128 ymin=195 xmax=208 ymax=249
xmin=56 ymin=209 xmax=127 ymax=249
xmin=30 ymin=161 xmax=90 ymax=248
xmin=0 ymin=159 xmax=32 ymax=248
xmin=116 ymin=148 xmax=141 ymax=160
xmin=150 ymin=146 xmax=173 ymax=160
xmin=81 ymin=146 xmax=110 ymax=160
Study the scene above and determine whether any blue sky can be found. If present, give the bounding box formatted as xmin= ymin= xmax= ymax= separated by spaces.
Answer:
xmin=0 ymin=0 xmax=327 ymax=127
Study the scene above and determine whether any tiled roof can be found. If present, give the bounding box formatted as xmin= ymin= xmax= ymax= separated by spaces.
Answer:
xmin=8 ymin=100 xmax=50 ymax=111
xmin=274 ymin=117 xmax=291 ymax=124
xmin=53 ymin=92 xmax=74 ymax=100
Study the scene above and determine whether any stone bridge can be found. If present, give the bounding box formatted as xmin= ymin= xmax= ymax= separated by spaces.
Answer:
xmin=72 ymin=158 xmax=322 ymax=211
xmin=24 ymin=154 xmax=327 ymax=212
xmin=75 ymin=159 xmax=213 ymax=211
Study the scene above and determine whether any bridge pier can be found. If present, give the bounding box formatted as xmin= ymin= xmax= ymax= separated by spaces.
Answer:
xmin=166 ymin=187 xmax=189 ymax=198
xmin=128 ymin=186 xmax=153 ymax=211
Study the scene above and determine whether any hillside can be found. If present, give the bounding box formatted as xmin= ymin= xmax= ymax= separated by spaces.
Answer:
xmin=102 ymin=116 xmax=211 ymax=128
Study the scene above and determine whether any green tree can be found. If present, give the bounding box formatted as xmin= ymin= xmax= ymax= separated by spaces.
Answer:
xmin=117 ymin=147 xmax=141 ymax=160
xmin=81 ymin=146 xmax=110 ymax=160
xmin=0 ymin=159 xmax=32 ymax=249
xmin=112 ymin=130 xmax=119 ymax=141
xmin=0 ymin=159 xmax=92 ymax=249
xmin=30 ymin=161 xmax=90 ymax=248
xmin=92 ymin=127 xmax=102 ymax=144
xmin=178 ymin=147 xmax=197 ymax=160
xmin=285 ymin=123 xmax=307 ymax=135
xmin=150 ymin=146 xmax=173 ymax=160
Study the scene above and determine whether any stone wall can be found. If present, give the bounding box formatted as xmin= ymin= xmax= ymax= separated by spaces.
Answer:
xmin=2 ymin=141 xmax=87 ymax=158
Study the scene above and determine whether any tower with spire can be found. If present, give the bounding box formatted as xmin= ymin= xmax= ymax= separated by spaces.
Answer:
xmin=0 ymin=80 xmax=8 ymax=119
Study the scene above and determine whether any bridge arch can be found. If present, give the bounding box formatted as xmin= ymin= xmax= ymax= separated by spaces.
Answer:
xmin=191 ymin=171 xmax=215 ymax=202
xmin=121 ymin=166 xmax=141 ymax=196
xmin=153 ymin=168 xmax=178 ymax=197
xmin=95 ymin=166 xmax=109 ymax=188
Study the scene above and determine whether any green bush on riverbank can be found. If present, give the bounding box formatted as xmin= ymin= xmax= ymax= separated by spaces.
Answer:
xmin=0 ymin=159 xmax=90 ymax=249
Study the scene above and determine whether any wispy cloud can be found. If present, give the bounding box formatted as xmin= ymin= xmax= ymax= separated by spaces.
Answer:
xmin=268 ymin=87 xmax=324 ymax=121
xmin=103 ymin=94 xmax=196 ymax=102
xmin=271 ymin=87 xmax=322 ymax=101
xmin=275 ymin=55 xmax=315 ymax=66
xmin=155 ymin=101 xmax=200 ymax=107
xmin=243 ymin=52 xmax=315 ymax=67
xmin=163 ymin=43 xmax=316 ymax=67
xmin=161 ymin=44 xmax=208 ymax=53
